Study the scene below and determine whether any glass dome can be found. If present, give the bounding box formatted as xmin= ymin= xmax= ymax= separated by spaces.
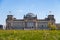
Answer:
xmin=25 ymin=13 xmax=36 ymax=18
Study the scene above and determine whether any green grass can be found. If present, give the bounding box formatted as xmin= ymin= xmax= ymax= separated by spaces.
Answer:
xmin=0 ymin=30 xmax=60 ymax=40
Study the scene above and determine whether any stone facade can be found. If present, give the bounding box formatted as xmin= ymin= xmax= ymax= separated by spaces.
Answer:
xmin=6 ymin=13 xmax=55 ymax=30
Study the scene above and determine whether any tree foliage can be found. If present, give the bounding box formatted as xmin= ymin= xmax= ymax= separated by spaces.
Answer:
xmin=48 ymin=22 xmax=56 ymax=30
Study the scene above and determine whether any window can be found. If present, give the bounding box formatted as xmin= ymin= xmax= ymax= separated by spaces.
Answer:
xmin=27 ymin=22 xmax=34 ymax=27
xmin=42 ymin=25 xmax=43 ymax=27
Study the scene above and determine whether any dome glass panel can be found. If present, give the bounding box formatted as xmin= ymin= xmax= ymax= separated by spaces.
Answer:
xmin=26 ymin=13 xmax=36 ymax=17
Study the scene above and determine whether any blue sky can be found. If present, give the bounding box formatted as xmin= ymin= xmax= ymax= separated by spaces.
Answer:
xmin=0 ymin=0 xmax=60 ymax=25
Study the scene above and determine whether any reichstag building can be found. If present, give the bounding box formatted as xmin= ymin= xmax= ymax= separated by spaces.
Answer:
xmin=6 ymin=13 xmax=55 ymax=30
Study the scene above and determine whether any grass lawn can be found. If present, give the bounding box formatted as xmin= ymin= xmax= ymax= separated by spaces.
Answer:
xmin=0 ymin=30 xmax=60 ymax=40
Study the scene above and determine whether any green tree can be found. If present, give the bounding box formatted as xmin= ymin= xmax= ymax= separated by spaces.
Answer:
xmin=48 ymin=22 xmax=56 ymax=30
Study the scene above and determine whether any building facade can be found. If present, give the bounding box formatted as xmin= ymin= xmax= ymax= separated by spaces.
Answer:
xmin=0 ymin=25 xmax=3 ymax=29
xmin=6 ymin=13 xmax=55 ymax=30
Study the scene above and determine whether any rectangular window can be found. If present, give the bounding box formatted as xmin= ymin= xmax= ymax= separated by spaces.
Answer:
xmin=27 ymin=22 xmax=34 ymax=27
